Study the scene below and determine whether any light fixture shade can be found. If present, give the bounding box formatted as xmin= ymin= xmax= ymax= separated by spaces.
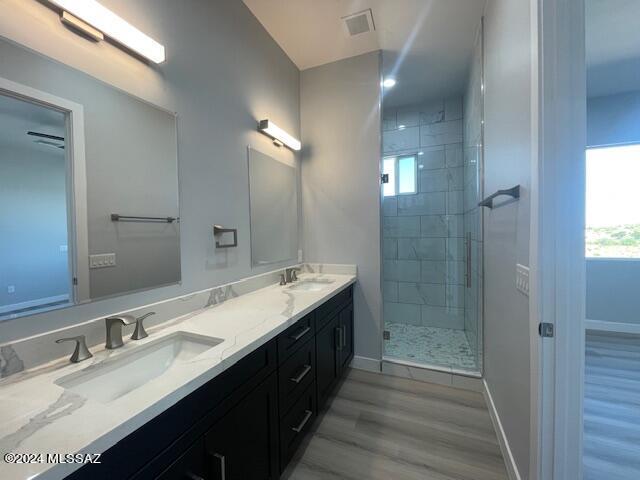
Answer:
xmin=258 ymin=119 xmax=301 ymax=151
xmin=48 ymin=0 xmax=166 ymax=63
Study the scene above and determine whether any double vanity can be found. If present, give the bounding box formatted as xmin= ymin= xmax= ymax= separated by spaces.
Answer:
xmin=0 ymin=268 xmax=356 ymax=480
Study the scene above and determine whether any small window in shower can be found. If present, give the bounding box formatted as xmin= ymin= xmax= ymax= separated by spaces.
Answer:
xmin=382 ymin=155 xmax=417 ymax=197
xmin=586 ymin=143 xmax=640 ymax=258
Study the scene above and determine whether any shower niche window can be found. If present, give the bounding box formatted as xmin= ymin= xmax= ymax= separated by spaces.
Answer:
xmin=381 ymin=12 xmax=484 ymax=375
xmin=383 ymin=155 xmax=417 ymax=197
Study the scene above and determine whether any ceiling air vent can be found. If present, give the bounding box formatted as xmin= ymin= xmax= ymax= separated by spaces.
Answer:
xmin=342 ymin=9 xmax=375 ymax=37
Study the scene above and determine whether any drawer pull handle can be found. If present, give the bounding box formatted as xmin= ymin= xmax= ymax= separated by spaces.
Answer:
xmin=289 ymin=326 xmax=311 ymax=341
xmin=335 ymin=327 xmax=342 ymax=350
xmin=212 ymin=453 xmax=226 ymax=480
xmin=291 ymin=409 xmax=313 ymax=433
xmin=341 ymin=325 xmax=347 ymax=348
xmin=290 ymin=364 xmax=312 ymax=384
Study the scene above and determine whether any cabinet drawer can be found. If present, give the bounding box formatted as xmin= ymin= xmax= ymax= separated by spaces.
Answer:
xmin=315 ymin=286 xmax=353 ymax=331
xmin=277 ymin=312 xmax=315 ymax=364
xmin=280 ymin=382 xmax=317 ymax=472
xmin=278 ymin=337 xmax=315 ymax=416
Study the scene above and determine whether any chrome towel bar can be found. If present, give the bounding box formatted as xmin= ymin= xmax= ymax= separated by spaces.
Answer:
xmin=111 ymin=214 xmax=178 ymax=223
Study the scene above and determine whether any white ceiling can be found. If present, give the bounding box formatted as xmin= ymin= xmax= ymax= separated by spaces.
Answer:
xmin=243 ymin=0 xmax=486 ymax=108
xmin=586 ymin=0 xmax=640 ymax=97
xmin=0 ymin=94 xmax=65 ymax=153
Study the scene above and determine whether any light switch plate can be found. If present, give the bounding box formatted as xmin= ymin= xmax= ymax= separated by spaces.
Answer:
xmin=516 ymin=264 xmax=530 ymax=296
xmin=90 ymin=253 xmax=116 ymax=269
xmin=7 ymin=285 xmax=15 ymax=294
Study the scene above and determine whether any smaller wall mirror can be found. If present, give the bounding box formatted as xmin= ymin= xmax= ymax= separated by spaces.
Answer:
xmin=248 ymin=147 xmax=298 ymax=267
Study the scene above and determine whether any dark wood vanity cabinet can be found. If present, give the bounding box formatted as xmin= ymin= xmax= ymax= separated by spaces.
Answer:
xmin=68 ymin=285 xmax=353 ymax=480
xmin=316 ymin=292 xmax=354 ymax=411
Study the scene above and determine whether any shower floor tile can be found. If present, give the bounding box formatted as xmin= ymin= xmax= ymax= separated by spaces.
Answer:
xmin=384 ymin=322 xmax=477 ymax=370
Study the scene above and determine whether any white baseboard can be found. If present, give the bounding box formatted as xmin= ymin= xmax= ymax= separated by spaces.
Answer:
xmin=483 ymin=379 xmax=522 ymax=480
xmin=350 ymin=355 xmax=381 ymax=373
xmin=585 ymin=319 xmax=640 ymax=335
xmin=0 ymin=294 xmax=69 ymax=315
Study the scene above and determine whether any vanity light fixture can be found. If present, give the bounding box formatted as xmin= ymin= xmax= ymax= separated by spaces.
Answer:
xmin=46 ymin=0 xmax=166 ymax=63
xmin=258 ymin=119 xmax=301 ymax=151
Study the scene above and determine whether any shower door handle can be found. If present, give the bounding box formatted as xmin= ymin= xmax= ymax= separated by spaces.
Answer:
xmin=466 ymin=232 xmax=472 ymax=288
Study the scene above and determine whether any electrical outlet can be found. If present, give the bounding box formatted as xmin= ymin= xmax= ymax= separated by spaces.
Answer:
xmin=90 ymin=253 xmax=116 ymax=269
xmin=59 ymin=245 xmax=68 ymax=253
xmin=7 ymin=285 xmax=15 ymax=294
xmin=298 ymin=249 xmax=303 ymax=262
xmin=516 ymin=264 xmax=530 ymax=296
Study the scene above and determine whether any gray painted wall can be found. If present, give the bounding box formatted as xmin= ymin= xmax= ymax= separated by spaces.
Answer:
xmin=586 ymin=90 xmax=640 ymax=324
xmin=587 ymin=260 xmax=640 ymax=324
xmin=0 ymin=0 xmax=300 ymax=342
xmin=0 ymin=145 xmax=69 ymax=308
xmin=483 ymin=0 xmax=533 ymax=477
xmin=587 ymin=90 xmax=640 ymax=147
xmin=300 ymin=52 xmax=382 ymax=362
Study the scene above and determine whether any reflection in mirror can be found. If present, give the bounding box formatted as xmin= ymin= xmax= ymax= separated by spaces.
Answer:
xmin=0 ymin=94 xmax=71 ymax=318
xmin=248 ymin=147 xmax=298 ymax=267
xmin=0 ymin=37 xmax=180 ymax=321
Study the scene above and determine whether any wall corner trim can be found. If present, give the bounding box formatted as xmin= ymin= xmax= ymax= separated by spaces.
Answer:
xmin=350 ymin=355 xmax=381 ymax=373
xmin=483 ymin=379 xmax=523 ymax=480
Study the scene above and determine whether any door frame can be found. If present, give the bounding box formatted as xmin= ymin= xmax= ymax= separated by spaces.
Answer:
xmin=532 ymin=0 xmax=586 ymax=478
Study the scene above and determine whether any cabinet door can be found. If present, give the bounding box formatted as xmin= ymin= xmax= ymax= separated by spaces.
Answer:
xmin=315 ymin=314 xmax=340 ymax=410
xmin=155 ymin=438 xmax=207 ymax=480
xmin=205 ymin=374 xmax=279 ymax=480
xmin=338 ymin=302 xmax=354 ymax=371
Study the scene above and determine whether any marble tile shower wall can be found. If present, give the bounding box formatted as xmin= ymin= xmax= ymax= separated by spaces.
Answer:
xmin=382 ymin=97 xmax=466 ymax=330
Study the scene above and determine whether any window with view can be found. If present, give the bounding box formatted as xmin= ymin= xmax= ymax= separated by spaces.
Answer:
xmin=586 ymin=143 xmax=640 ymax=258
xmin=382 ymin=155 xmax=417 ymax=197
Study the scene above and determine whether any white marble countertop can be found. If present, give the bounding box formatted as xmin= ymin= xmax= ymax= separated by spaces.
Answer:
xmin=0 ymin=272 xmax=356 ymax=480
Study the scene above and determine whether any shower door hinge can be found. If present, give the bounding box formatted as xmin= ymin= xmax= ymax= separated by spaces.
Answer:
xmin=538 ymin=322 xmax=554 ymax=338
xmin=381 ymin=173 xmax=389 ymax=184
xmin=383 ymin=330 xmax=390 ymax=340
xmin=72 ymin=277 xmax=78 ymax=286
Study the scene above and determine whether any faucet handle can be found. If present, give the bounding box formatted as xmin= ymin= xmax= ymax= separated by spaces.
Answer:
xmin=56 ymin=335 xmax=93 ymax=363
xmin=131 ymin=312 xmax=156 ymax=340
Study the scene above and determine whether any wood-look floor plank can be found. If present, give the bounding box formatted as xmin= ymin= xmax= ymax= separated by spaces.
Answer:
xmin=584 ymin=332 xmax=640 ymax=480
xmin=284 ymin=369 xmax=508 ymax=480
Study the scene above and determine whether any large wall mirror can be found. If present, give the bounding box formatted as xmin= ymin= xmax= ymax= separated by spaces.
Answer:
xmin=248 ymin=147 xmax=298 ymax=267
xmin=0 ymin=37 xmax=180 ymax=321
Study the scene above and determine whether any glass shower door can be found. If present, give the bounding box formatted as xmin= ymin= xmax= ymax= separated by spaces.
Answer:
xmin=381 ymin=19 xmax=484 ymax=375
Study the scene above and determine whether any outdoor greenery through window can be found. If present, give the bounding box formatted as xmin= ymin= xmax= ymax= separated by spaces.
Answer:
xmin=586 ymin=143 xmax=640 ymax=258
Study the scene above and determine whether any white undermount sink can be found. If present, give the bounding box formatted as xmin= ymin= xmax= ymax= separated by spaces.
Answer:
xmin=287 ymin=279 xmax=335 ymax=292
xmin=55 ymin=331 xmax=223 ymax=403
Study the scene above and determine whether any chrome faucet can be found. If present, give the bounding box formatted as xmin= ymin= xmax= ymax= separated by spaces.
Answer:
xmin=284 ymin=267 xmax=300 ymax=284
xmin=105 ymin=315 xmax=135 ymax=349
xmin=56 ymin=335 xmax=92 ymax=363
xmin=105 ymin=312 xmax=156 ymax=349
